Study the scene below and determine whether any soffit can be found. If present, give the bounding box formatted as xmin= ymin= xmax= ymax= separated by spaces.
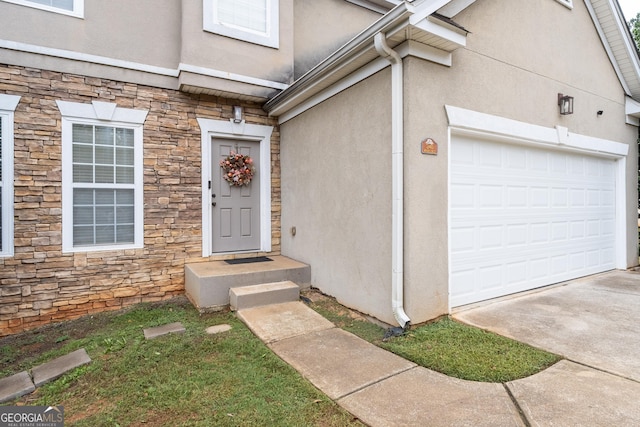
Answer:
xmin=587 ymin=0 xmax=640 ymax=101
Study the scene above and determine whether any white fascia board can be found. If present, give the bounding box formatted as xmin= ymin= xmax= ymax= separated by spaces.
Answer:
xmin=277 ymin=57 xmax=389 ymax=123
xmin=276 ymin=41 xmax=452 ymax=124
xmin=626 ymin=96 xmax=640 ymax=126
xmin=0 ymin=39 xmax=289 ymax=95
xmin=266 ymin=1 xmax=465 ymax=116
xmin=265 ymin=2 xmax=414 ymax=113
xmin=446 ymin=105 xmax=629 ymax=157
xmin=408 ymin=0 xmax=459 ymax=26
xmin=436 ymin=0 xmax=476 ymax=18
xmin=396 ymin=40 xmax=452 ymax=66
xmin=345 ymin=0 xmax=394 ymax=14
xmin=584 ymin=0 xmax=640 ymax=98
xmin=0 ymin=39 xmax=179 ymax=77
xmin=178 ymin=63 xmax=288 ymax=91
xmin=414 ymin=17 xmax=467 ymax=48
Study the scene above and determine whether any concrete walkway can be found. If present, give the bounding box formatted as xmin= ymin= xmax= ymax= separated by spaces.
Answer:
xmin=237 ymin=285 xmax=640 ymax=426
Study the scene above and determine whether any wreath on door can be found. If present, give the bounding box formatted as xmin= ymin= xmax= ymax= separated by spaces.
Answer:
xmin=220 ymin=151 xmax=256 ymax=187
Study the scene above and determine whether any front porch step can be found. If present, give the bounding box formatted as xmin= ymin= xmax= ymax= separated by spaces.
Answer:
xmin=230 ymin=281 xmax=300 ymax=311
xmin=185 ymin=255 xmax=310 ymax=312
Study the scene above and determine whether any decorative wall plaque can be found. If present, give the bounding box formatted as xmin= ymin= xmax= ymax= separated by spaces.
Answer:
xmin=421 ymin=138 xmax=438 ymax=155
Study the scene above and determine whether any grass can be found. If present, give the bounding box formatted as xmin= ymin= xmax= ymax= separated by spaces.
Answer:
xmin=308 ymin=291 xmax=561 ymax=383
xmin=1 ymin=291 xmax=562 ymax=424
xmin=1 ymin=297 xmax=362 ymax=426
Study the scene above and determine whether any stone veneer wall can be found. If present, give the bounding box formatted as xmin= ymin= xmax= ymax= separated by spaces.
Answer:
xmin=0 ymin=64 xmax=281 ymax=336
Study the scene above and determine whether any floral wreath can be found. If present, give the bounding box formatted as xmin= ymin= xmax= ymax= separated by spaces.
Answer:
xmin=220 ymin=151 xmax=256 ymax=187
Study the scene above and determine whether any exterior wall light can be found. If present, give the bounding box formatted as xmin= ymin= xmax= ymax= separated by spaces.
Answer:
xmin=233 ymin=106 xmax=243 ymax=123
xmin=558 ymin=93 xmax=574 ymax=115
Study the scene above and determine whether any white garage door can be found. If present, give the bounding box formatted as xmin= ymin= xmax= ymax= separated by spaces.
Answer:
xmin=450 ymin=134 xmax=616 ymax=307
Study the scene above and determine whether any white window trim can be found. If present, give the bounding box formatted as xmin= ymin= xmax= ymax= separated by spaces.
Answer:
xmin=203 ymin=0 xmax=279 ymax=49
xmin=57 ymin=100 xmax=148 ymax=253
xmin=0 ymin=94 xmax=20 ymax=257
xmin=445 ymin=105 xmax=629 ymax=294
xmin=1 ymin=0 xmax=84 ymax=18
xmin=197 ymin=117 xmax=273 ymax=256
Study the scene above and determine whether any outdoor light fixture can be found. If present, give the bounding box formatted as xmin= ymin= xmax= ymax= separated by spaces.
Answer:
xmin=233 ymin=106 xmax=243 ymax=123
xmin=558 ymin=93 xmax=574 ymax=115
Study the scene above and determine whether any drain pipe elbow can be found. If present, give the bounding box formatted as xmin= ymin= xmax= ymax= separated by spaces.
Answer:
xmin=374 ymin=32 xmax=411 ymax=330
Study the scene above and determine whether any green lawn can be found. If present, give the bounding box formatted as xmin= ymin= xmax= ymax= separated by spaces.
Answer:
xmin=1 ymin=291 xmax=562 ymax=425
xmin=1 ymin=298 xmax=362 ymax=426
xmin=308 ymin=291 xmax=561 ymax=383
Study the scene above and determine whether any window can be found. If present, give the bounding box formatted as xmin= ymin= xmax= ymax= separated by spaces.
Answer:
xmin=57 ymin=101 xmax=147 ymax=252
xmin=0 ymin=95 xmax=19 ymax=257
xmin=1 ymin=0 xmax=84 ymax=17
xmin=203 ymin=0 xmax=279 ymax=48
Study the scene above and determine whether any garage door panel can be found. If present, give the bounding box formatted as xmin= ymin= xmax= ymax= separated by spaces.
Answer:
xmin=450 ymin=136 xmax=616 ymax=307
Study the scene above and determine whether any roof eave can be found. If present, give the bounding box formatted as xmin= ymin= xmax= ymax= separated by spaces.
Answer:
xmin=585 ymin=0 xmax=640 ymax=102
xmin=265 ymin=0 xmax=465 ymax=116
xmin=264 ymin=2 xmax=414 ymax=115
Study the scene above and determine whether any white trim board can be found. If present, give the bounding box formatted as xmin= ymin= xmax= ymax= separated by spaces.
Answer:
xmin=445 ymin=105 xmax=629 ymax=157
xmin=277 ymin=41 xmax=452 ymax=124
xmin=445 ymin=105 xmax=629 ymax=283
xmin=0 ymin=94 xmax=20 ymax=257
xmin=56 ymin=100 xmax=148 ymax=253
xmin=0 ymin=39 xmax=289 ymax=92
xmin=197 ymin=118 xmax=273 ymax=256
xmin=1 ymin=0 xmax=84 ymax=18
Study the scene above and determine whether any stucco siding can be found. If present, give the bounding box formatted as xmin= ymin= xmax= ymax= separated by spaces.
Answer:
xmin=0 ymin=0 xmax=296 ymax=94
xmin=0 ymin=0 xmax=181 ymax=69
xmin=281 ymin=69 xmax=395 ymax=324
xmin=294 ymin=0 xmax=382 ymax=79
xmin=402 ymin=0 xmax=638 ymax=321
xmin=180 ymin=0 xmax=295 ymax=85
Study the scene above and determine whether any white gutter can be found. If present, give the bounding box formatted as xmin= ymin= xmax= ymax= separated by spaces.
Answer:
xmin=374 ymin=32 xmax=411 ymax=329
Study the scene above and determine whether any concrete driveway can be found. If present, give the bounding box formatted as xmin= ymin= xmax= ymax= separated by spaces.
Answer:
xmin=453 ymin=270 xmax=640 ymax=382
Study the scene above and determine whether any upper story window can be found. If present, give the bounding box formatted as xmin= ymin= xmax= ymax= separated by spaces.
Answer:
xmin=1 ymin=0 xmax=84 ymax=18
xmin=203 ymin=0 xmax=279 ymax=48
xmin=57 ymin=100 xmax=148 ymax=253
xmin=0 ymin=94 xmax=20 ymax=258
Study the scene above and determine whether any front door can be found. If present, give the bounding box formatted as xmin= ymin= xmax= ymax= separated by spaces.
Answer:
xmin=211 ymin=138 xmax=261 ymax=253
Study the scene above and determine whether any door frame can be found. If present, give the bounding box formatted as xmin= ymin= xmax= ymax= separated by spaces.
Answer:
xmin=197 ymin=117 xmax=273 ymax=256
xmin=445 ymin=105 xmax=629 ymax=310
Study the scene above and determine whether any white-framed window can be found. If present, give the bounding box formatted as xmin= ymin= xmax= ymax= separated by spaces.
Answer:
xmin=203 ymin=0 xmax=279 ymax=48
xmin=1 ymin=0 xmax=84 ymax=18
xmin=57 ymin=101 xmax=148 ymax=253
xmin=0 ymin=94 xmax=20 ymax=257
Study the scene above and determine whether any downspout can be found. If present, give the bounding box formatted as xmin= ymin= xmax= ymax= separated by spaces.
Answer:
xmin=374 ymin=32 xmax=411 ymax=330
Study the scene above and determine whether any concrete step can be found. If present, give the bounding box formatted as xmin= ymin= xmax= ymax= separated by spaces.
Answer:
xmin=230 ymin=281 xmax=300 ymax=311
xmin=185 ymin=255 xmax=310 ymax=312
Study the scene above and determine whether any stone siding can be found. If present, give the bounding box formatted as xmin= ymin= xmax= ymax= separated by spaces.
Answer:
xmin=0 ymin=64 xmax=281 ymax=336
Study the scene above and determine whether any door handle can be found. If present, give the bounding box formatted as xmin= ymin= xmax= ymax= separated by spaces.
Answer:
xmin=212 ymin=193 xmax=216 ymax=206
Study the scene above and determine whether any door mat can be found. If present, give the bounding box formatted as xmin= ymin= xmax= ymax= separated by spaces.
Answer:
xmin=224 ymin=256 xmax=273 ymax=265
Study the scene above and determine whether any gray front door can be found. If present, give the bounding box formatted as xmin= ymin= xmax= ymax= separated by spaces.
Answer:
xmin=211 ymin=138 xmax=261 ymax=253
